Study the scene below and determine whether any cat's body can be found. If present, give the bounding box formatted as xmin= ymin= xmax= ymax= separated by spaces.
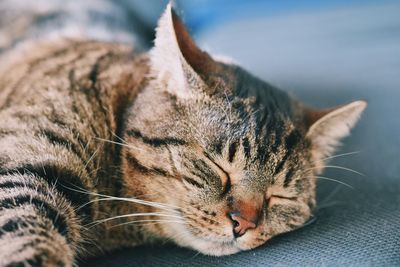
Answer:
xmin=0 ymin=39 xmax=153 ymax=264
xmin=0 ymin=3 xmax=366 ymax=267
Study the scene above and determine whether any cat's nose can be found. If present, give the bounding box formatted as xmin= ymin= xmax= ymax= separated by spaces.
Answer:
xmin=228 ymin=211 xmax=258 ymax=238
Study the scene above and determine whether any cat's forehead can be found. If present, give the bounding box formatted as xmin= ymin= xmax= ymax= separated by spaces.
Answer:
xmin=187 ymin=92 xmax=294 ymax=141
xmin=188 ymin=102 xmax=304 ymax=164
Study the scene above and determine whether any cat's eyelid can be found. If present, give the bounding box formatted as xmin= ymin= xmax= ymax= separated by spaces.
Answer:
xmin=203 ymin=152 xmax=231 ymax=190
xmin=266 ymin=188 xmax=298 ymax=201
xmin=267 ymin=195 xmax=298 ymax=209
xmin=270 ymin=195 xmax=297 ymax=200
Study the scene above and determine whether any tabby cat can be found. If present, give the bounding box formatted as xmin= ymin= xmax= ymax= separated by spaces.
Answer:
xmin=0 ymin=3 xmax=366 ymax=266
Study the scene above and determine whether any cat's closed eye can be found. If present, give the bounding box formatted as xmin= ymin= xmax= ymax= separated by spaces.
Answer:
xmin=203 ymin=153 xmax=231 ymax=194
xmin=267 ymin=195 xmax=298 ymax=208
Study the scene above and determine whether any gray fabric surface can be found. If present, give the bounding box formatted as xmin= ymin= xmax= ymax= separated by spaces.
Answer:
xmin=82 ymin=2 xmax=400 ymax=266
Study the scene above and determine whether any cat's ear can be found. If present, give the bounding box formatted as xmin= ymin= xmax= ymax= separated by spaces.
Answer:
xmin=150 ymin=3 xmax=217 ymax=98
xmin=305 ymin=100 xmax=367 ymax=160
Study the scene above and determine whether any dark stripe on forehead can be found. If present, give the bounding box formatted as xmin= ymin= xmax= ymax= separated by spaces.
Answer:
xmin=274 ymin=154 xmax=288 ymax=175
xmin=270 ymin=120 xmax=284 ymax=153
xmin=283 ymin=168 xmax=295 ymax=187
xmin=228 ymin=141 xmax=238 ymax=162
xmin=126 ymin=129 xmax=186 ymax=147
xmin=210 ymin=135 xmax=227 ymax=156
xmin=254 ymin=122 xmax=269 ymax=165
xmin=242 ymin=137 xmax=251 ymax=159
xmin=285 ymin=130 xmax=300 ymax=151
xmin=212 ymin=140 xmax=224 ymax=155
xmin=255 ymin=145 xmax=268 ymax=166
xmin=273 ymin=130 xmax=300 ymax=175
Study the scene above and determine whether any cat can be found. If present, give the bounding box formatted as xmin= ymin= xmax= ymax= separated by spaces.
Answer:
xmin=0 ymin=2 xmax=366 ymax=266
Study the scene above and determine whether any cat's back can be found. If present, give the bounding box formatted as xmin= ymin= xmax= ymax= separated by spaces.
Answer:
xmin=0 ymin=0 xmax=152 ymax=110
xmin=0 ymin=0 xmax=150 ymax=212
xmin=0 ymin=39 xmax=146 ymax=109
xmin=0 ymin=38 xmax=149 ymax=196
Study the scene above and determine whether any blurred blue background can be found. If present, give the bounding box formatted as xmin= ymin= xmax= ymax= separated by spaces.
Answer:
xmin=131 ymin=0 xmax=400 ymax=93
xmin=177 ymin=0 xmax=391 ymax=31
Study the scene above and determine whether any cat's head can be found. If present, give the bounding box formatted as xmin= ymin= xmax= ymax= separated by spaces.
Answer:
xmin=121 ymin=4 xmax=366 ymax=255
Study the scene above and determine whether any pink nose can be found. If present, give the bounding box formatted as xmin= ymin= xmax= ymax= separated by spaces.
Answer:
xmin=228 ymin=212 xmax=258 ymax=238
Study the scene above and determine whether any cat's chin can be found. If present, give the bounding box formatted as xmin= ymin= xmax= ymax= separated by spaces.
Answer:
xmin=164 ymin=221 xmax=245 ymax=256
xmin=189 ymin=240 xmax=242 ymax=256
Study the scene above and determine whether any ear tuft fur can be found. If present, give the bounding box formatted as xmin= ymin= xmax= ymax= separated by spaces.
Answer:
xmin=306 ymin=100 xmax=367 ymax=160
xmin=150 ymin=3 xmax=207 ymax=99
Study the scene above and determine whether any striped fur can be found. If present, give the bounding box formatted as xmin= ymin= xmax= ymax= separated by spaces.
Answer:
xmin=0 ymin=3 xmax=366 ymax=266
xmin=0 ymin=173 xmax=79 ymax=266
xmin=0 ymin=39 xmax=151 ymax=265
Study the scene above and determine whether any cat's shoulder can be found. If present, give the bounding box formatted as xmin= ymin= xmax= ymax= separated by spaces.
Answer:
xmin=0 ymin=37 xmax=138 ymax=72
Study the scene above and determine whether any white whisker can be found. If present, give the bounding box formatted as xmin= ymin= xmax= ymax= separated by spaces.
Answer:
xmin=77 ymin=191 xmax=167 ymax=211
xmin=82 ymin=137 xmax=92 ymax=153
xmin=318 ymin=184 xmax=342 ymax=207
xmin=190 ymin=250 xmax=202 ymax=259
xmin=304 ymin=165 xmax=365 ymax=176
xmin=83 ymin=146 xmax=100 ymax=169
xmin=87 ymin=212 xmax=183 ymax=228
xmin=79 ymin=145 xmax=101 ymax=177
xmin=111 ymin=219 xmax=186 ymax=229
xmin=291 ymin=216 xmax=317 ymax=232
xmin=94 ymin=137 xmax=146 ymax=153
xmin=110 ymin=130 xmax=129 ymax=145
xmin=61 ymin=184 xmax=181 ymax=213
xmin=321 ymin=151 xmax=360 ymax=162
xmin=315 ymin=175 xmax=354 ymax=189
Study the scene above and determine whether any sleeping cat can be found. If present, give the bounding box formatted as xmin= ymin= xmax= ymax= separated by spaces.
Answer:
xmin=0 ymin=3 xmax=366 ymax=266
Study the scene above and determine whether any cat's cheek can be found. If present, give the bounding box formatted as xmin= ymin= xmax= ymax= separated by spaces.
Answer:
xmin=264 ymin=201 xmax=313 ymax=237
